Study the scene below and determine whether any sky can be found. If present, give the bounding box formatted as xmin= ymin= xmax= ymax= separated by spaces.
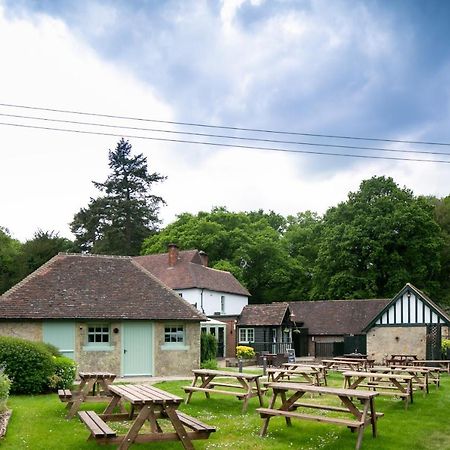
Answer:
xmin=1 ymin=0 xmax=450 ymax=242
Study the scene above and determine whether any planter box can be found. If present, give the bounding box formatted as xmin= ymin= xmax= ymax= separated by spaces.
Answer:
xmin=225 ymin=358 xmax=256 ymax=368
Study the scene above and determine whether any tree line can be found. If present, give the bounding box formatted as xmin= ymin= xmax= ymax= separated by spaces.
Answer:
xmin=1 ymin=139 xmax=449 ymax=307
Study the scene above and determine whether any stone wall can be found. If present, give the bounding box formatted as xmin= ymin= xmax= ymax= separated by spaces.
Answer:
xmin=153 ymin=322 xmax=201 ymax=376
xmin=367 ymin=326 xmax=427 ymax=363
xmin=75 ymin=321 xmax=122 ymax=374
xmin=0 ymin=321 xmax=42 ymax=341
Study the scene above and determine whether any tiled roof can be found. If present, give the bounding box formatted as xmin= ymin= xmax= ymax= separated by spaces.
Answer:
xmin=0 ymin=253 xmax=205 ymax=321
xmin=288 ymin=298 xmax=390 ymax=335
xmin=134 ymin=251 xmax=250 ymax=296
xmin=238 ymin=303 xmax=290 ymax=326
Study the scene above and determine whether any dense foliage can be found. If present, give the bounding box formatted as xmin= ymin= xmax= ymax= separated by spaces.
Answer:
xmin=0 ymin=367 xmax=11 ymax=413
xmin=70 ymin=139 xmax=166 ymax=255
xmin=47 ymin=356 xmax=77 ymax=390
xmin=200 ymin=333 xmax=218 ymax=363
xmin=2 ymin=174 xmax=450 ymax=308
xmin=0 ymin=337 xmax=55 ymax=394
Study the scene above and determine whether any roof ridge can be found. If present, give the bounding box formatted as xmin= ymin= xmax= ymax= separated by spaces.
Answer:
xmin=59 ymin=252 xmax=132 ymax=259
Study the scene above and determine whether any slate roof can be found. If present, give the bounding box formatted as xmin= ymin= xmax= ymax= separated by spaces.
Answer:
xmin=0 ymin=253 xmax=205 ymax=321
xmin=288 ymin=298 xmax=391 ymax=335
xmin=238 ymin=303 xmax=290 ymax=326
xmin=134 ymin=251 xmax=250 ymax=296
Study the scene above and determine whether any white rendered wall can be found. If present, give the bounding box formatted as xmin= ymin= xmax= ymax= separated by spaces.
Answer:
xmin=175 ymin=288 xmax=248 ymax=316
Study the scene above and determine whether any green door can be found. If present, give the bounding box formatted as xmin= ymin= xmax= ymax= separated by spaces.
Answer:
xmin=122 ymin=322 xmax=153 ymax=376
xmin=43 ymin=321 xmax=75 ymax=359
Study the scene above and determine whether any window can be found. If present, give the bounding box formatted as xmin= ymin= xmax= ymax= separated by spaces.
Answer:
xmin=220 ymin=295 xmax=225 ymax=314
xmin=164 ymin=325 xmax=185 ymax=344
xmin=87 ymin=324 xmax=110 ymax=344
xmin=239 ymin=328 xmax=254 ymax=343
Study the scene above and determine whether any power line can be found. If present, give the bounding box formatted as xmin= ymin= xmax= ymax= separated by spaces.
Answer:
xmin=1 ymin=112 xmax=450 ymax=158
xmin=1 ymin=121 xmax=450 ymax=164
xmin=1 ymin=102 xmax=450 ymax=147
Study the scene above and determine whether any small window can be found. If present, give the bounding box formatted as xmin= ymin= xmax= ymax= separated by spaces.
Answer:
xmin=164 ymin=325 xmax=185 ymax=343
xmin=220 ymin=295 xmax=225 ymax=314
xmin=239 ymin=328 xmax=254 ymax=343
xmin=87 ymin=325 xmax=110 ymax=344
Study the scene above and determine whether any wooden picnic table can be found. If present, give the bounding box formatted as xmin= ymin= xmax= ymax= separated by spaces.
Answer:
xmin=322 ymin=358 xmax=366 ymax=372
xmin=412 ymin=360 xmax=450 ymax=374
xmin=370 ymin=366 xmax=430 ymax=394
xmin=343 ymin=370 xmax=414 ymax=409
xmin=59 ymin=371 xmax=117 ymax=419
xmin=78 ymin=384 xmax=215 ymax=449
xmin=386 ymin=354 xmax=418 ymax=366
xmin=257 ymin=382 xmax=382 ymax=450
xmin=333 ymin=357 xmax=375 ymax=370
xmin=265 ymin=367 xmax=323 ymax=387
xmin=282 ymin=362 xmax=327 ymax=385
xmin=183 ymin=369 xmax=265 ymax=413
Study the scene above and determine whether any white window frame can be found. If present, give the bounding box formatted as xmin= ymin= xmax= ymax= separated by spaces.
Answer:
xmin=164 ymin=324 xmax=185 ymax=344
xmin=220 ymin=295 xmax=225 ymax=314
xmin=239 ymin=328 xmax=255 ymax=343
xmin=84 ymin=323 xmax=112 ymax=351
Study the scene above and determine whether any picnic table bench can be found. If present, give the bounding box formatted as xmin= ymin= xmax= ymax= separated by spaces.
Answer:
xmin=343 ymin=370 xmax=414 ymax=409
xmin=79 ymin=383 xmax=215 ymax=449
xmin=412 ymin=360 xmax=450 ymax=374
xmin=282 ymin=362 xmax=327 ymax=385
xmin=371 ymin=366 xmax=430 ymax=394
xmin=322 ymin=358 xmax=366 ymax=372
xmin=59 ymin=371 xmax=117 ymax=419
xmin=183 ymin=369 xmax=265 ymax=413
xmin=385 ymin=354 xmax=418 ymax=366
xmin=257 ymin=382 xmax=382 ymax=450
xmin=264 ymin=367 xmax=323 ymax=387
xmin=333 ymin=357 xmax=375 ymax=370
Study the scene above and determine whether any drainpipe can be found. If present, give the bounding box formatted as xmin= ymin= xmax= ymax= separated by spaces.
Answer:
xmin=200 ymin=288 xmax=205 ymax=314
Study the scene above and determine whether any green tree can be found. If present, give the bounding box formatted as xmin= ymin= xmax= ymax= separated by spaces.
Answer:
xmin=15 ymin=230 xmax=73 ymax=280
xmin=141 ymin=207 xmax=307 ymax=302
xmin=0 ymin=227 xmax=21 ymax=294
xmin=431 ymin=195 xmax=450 ymax=306
xmin=71 ymin=139 xmax=166 ymax=255
xmin=311 ymin=176 xmax=442 ymax=300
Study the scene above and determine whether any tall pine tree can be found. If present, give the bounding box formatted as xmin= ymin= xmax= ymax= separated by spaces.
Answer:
xmin=71 ymin=139 xmax=166 ymax=255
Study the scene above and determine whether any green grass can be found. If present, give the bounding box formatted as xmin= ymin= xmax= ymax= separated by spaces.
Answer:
xmin=2 ymin=372 xmax=450 ymax=449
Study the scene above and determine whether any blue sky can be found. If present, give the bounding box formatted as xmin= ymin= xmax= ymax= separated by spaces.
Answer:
xmin=1 ymin=0 xmax=450 ymax=241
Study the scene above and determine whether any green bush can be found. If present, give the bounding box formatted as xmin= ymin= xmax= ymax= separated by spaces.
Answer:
xmin=0 ymin=367 xmax=11 ymax=413
xmin=0 ymin=336 xmax=55 ymax=394
xmin=47 ymin=356 xmax=77 ymax=390
xmin=201 ymin=333 xmax=218 ymax=362
xmin=38 ymin=342 xmax=61 ymax=357
xmin=200 ymin=359 xmax=218 ymax=370
xmin=236 ymin=345 xmax=255 ymax=359
xmin=442 ymin=339 xmax=450 ymax=357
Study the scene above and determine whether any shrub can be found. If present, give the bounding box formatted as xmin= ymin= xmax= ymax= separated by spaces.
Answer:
xmin=236 ymin=345 xmax=255 ymax=360
xmin=442 ymin=339 xmax=450 ymax=357
xmin=0 ymin=367 xmax=11 ymax=413
xmin=200 ymin=359 xmax=218 ymax=370
xmin=38 ymin=342 xmax=61 ymax=357
xmin=201 ymin=333 xmax=218 ymax=363
xmin=0 ymin=336 xmax=55 ymax=394
xmin=47 ymin=356 xmax=77 ymax=390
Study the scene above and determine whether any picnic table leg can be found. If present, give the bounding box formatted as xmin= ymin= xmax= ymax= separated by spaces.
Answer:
xmin=279 ymin=391 xmax=292 ymax=427
xmin=164 ymin=405 xmax=194 ymax=450
xmin=260 ymin=390 xmax=279 ymax=436
xmin=254 ymin=378 xmax=265 ymax=407
xmin=66 ymin=379 xmax=95 ymax=419
xmin=117 ymin=404 xmax=151 ymax=450
xmin=354 ymin=399 xmax=370 ymax=450
xmin=369 ymin=397 xmax=377 ymax=438
xmin=237 ymin=378 xmax=252 ymax=413
xmin=102 ymin=394 xmax=123 ymax=416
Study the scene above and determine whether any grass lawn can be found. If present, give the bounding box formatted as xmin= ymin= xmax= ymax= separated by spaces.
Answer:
xmin=2 ymin=371 xmax=450 ymax=449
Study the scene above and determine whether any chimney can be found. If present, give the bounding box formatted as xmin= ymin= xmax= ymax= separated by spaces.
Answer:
xmin=168 ymin=244 xmax=179 ymax=267
xmin=199 ymin=250 xmax=208 ymax=267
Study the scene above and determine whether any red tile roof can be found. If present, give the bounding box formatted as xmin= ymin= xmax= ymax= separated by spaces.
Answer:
xmin=238 ymin=303 xmax=290 ymax=326
xmin=288 ymin=299 xmax=390 ymax=335
xmin=0 ymin=253 xmax=205 ymax=321
xmin=134 ymin=250 xmax=250 ymax=296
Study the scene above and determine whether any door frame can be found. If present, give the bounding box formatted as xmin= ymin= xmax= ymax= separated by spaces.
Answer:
xmin=121 ymin=321 xmax=154 ymax=376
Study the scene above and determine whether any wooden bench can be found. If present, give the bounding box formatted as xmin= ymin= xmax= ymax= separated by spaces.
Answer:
xmin=58 ymin=389 xmax=73 ymax=402
xmin=175 ymin=411 xmax=216 ymax=438
xmin=343 ymin=371 xmax=413 ymax=409
xmin=184 ymin=369 xmax=265 ymax=413
xmin=258 ymin=382 xmax=380 ymax=450
xmin=78 ymin=411 xmax=116 ymax=442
